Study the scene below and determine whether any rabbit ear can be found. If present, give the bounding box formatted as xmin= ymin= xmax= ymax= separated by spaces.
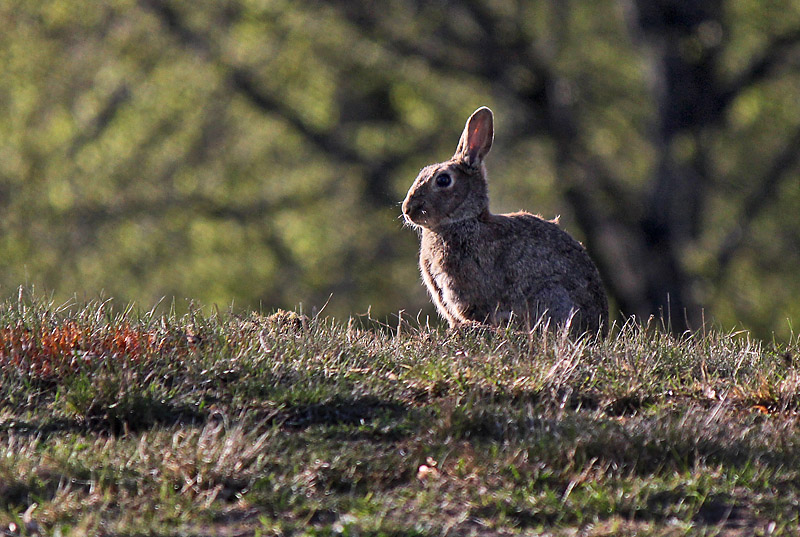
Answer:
xmin=455 ymin=107 xmax=494 ymax=167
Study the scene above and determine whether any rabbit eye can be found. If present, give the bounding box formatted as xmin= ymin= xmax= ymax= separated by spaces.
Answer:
xmin=435 ymin=173 xmax=453 ymax=188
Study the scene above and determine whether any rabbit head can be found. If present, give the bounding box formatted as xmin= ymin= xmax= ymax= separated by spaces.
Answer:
xmin=402 ymin=107 xmax=494 ymax=230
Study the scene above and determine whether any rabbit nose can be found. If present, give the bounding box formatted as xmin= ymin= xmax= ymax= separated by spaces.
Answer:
xmin=403 ymin=197 xmax=424 ymax=219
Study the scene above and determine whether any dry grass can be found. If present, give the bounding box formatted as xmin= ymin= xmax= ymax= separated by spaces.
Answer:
xmin=1 ymin=292 xmax=799 ymax=535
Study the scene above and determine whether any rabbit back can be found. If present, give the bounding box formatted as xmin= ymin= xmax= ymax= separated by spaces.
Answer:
xmin=420 ymin=211 xmax=608 ymax=334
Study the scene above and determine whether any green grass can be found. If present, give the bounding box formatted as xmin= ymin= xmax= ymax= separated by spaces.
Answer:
xmin=1 ymin=292 xmax=799 ymax=536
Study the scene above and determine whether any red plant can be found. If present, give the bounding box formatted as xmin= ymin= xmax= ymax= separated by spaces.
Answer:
xmin=0 ymin=322 xmax=195 ymax=380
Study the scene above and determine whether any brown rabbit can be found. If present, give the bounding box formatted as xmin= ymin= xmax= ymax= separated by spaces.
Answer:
xmin=402 ymin=107 xmax=608 ymax=335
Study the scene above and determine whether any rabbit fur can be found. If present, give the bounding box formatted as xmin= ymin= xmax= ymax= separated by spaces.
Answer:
xmin=402 ymin=106 xmax=608 ymax=335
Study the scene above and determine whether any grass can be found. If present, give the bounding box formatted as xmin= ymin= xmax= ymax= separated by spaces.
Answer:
xmin=1 ymin=292 xmax=799 ymax=536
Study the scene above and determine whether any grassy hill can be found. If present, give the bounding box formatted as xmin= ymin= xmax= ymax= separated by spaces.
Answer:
xmin=1 ymin=294 xmax=799 ymax=535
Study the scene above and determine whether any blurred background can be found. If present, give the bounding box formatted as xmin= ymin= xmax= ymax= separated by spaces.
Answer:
xmin=2 ymin=0 xmax=800 ymax=338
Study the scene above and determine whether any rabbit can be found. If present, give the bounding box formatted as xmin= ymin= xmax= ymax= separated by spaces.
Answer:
xmin=402 ymin=106 xmax=609 ymax=336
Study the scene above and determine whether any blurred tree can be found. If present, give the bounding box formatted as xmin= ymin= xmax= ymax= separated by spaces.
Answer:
xmin=1 ymin=0 xmax=799 ymax=336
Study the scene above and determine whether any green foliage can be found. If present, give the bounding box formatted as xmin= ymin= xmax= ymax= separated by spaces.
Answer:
xmin=2 ymin=294 xmax=800 ymax=534
xmin=1 ymin=1 xmax=800 ymax=337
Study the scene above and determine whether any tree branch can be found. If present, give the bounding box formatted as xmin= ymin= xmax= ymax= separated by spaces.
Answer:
xmin=141 ymin=0 xmax=435 ymax=208
xmin=140 ymin=0 xmax=363 ymax=164
xmin=715 ymin=124 xmax=800 ymax=278
xmin=68 ymin=84 xmax=131 ymax=158
xmin=719 ymin=29 xmax=800 ymax=111
xmin=226 ymin=70 xmax=363 ymax=164
xmin=317 ymin=0 xmax=492 ymax=80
